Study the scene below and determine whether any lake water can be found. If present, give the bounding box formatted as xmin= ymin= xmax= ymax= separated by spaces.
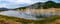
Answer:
xmin=0 ymin=10 xmax=38 ymax=20
xmin=0 ymin=10 xmax=60 ymax=20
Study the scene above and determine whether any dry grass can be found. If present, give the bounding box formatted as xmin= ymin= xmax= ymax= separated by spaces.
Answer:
xmin=27 ymin=8 xmax=60 ymax=13
xmin=2 ymin=8 xmax=60 ymax=24
xmin=0 ymin=15 xmax=60 ymax=24
xmin=0 ymin=15 xmax=39 ymax=24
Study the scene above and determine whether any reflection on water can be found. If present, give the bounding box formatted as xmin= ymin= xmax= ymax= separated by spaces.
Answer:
xmin=0 ymin=10 xmax=37 ymax=20
xmin=31 ymin=11 xmax=60 ymax=18
xmin=0 ymin=10 xmax=60 ymax=20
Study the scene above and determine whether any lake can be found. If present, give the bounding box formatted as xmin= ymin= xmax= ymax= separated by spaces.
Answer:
xmin=0 ymin=10 xmax=60 ymax=20
xmin=0 ymin=10 xmax=38 ymax=20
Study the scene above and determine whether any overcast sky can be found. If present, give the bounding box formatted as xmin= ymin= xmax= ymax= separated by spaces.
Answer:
xmin=0 ymin=0 xmax=60 ymax=9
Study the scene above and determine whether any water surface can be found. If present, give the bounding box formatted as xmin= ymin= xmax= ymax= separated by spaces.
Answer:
xmin=0 ymin=10 xmax=60 ymax=20
xmin=0 ymin=10 xmax=37 ymax=20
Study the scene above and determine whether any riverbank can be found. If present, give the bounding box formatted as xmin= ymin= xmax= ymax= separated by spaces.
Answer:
xmin=0 ymin=15 xmax=60 ymax=24
xmin=0 ymin=8 xmax=60 ymax=24
xmin=0 ymin=15 xmax=35 ymax=24
xmin=16 ymin=8 xmax=60 ymax=13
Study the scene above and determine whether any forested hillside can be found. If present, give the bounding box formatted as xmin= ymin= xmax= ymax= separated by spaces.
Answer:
xmin=16 ymin=1 xmax=60 ymax=9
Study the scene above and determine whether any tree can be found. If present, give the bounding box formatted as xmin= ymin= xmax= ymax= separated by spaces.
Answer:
xmin=57 ymin=3 xmax=60 ymax=8
xmin=36 ymin=2 xmax=42 ymax=9
xmin=20 ymin=7 xmax=26 ymax=9
xmin=43 ymin=1 xmax=58 ymax=9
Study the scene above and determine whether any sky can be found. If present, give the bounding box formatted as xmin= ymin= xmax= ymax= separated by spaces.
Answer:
xmin=0 ymin=0 xmax=60 ymax=9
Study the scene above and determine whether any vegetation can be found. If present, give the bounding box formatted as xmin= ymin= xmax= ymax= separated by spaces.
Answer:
xmin=14 ymin=1 xmax=60 ymax=10
xmin=0 ymin=15 xmax=34 ymax=24
xmin=43 ymin=1 xmax=58 ymax=9
xmin=37 ymin=1 xmax=60 ymax=9
xmin=1 ymin=1 xmax=60 ymax=24
xmin=16 ymin=7 xmax=26 ymax=10
xmin=0 ymin=15 xmax=60 ymax=24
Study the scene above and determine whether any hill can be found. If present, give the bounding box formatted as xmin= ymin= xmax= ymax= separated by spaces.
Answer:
xmin=15 ymin=1 xmax=60 ymax=10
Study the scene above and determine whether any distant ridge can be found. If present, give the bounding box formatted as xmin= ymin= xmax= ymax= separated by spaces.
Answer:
xmin=16 ymin=1 xmax=60 ymax=9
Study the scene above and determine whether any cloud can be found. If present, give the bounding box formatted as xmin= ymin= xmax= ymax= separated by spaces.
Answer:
xmin=0 ymin=0 xmax=49 ymax=9
xmin=3 ymin=0 xmax=33 ymax=4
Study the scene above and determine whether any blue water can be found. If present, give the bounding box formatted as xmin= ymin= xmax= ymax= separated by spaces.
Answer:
xmin=0 ymin=10 xmax=60 ymax=20
xmin=0 ymin=10 xmax=37 ymax=20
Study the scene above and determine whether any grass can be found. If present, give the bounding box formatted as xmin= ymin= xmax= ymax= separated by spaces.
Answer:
xmin=0 ymin=15 xmax=35 ymax=24
xmin=0 ymin=15 xmax=60 ymax=24
xmin=32 ymin=15 xmax=60 ymax=24
xmin=45 ymin=15 xmax=60 ymax=22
